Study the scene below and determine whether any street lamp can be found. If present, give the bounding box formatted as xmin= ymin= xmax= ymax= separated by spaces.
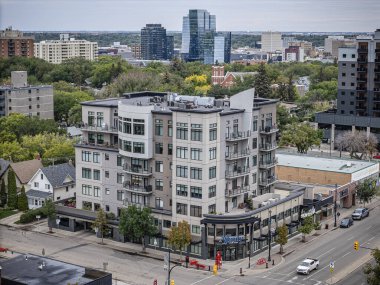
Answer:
xmin=268 ymin=209 xmax=272 ymax=262
xmin=334 ymin=184 xmax=338 ymax=227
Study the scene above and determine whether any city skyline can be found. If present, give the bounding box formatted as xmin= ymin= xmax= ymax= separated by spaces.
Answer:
xmin=0 ymin=0 xmax=379 ymax=33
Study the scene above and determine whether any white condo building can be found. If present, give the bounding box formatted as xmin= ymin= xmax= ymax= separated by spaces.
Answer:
xmin=261 ymin=31 xmax=283 ymax=52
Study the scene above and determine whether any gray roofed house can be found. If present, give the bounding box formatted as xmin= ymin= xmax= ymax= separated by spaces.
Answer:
xmin=40 ymin=163 xmax=76 ymax=188
xmin=0 ymin=158 xmax=10 ymax=182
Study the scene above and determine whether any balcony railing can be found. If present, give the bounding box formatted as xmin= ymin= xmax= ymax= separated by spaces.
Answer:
xmin=375 ymin=49 xmax=380 ymax=53
xmin=357 ymin=48 xmax=368 ymax=53
xmin=357 ymin=68 xmax=367 ymax=72
xmin=356 ymin=106 xmax=367 ymax=111
xmin=225 ymin=166 xmax=250 ymax=178
xmin=258 ymin=176 xmax=277 ymax=186
xmin=356 ymin=87 xmax=367 ymax=91
xmin=374 ymin=88 xmax=380 ymax=93
xmin=123 ymin=198 xmax=149 ymax=207
xmin=225 ymin=185 xmax=250 ymax=197
xmin=81 ymin=124 xmax=118 ymax=134
xmin=357 ymin=58 xmax=368 ymax=63
xmin=259 ymin=125 xmax=279 ymax=134
xmin=259 ymin=143 xmax=278 ymax=151
xmin=79 ymin=141 xmax=118 ymax=150
xmin=225 ymin=131 xmax=251 ymax=141
xmin=356 ymin=96 xmax=366 ymax=101
xmin=375 ymin=59 xmax=380 ymax=63
xmin=357 ymin=77 xmax=367 ymax=83
xmin=123 ymin=182 xmax=153 ymax=194
xmin=225 ymin=149 xmax=251 ymax=160
xmin=373 ymin=97 xmax=380 ymax=102
xmin=259 ymin=158 xmax=278 ymax=168
xmin=123 ymin=164 xmax=152 ymax=176
xmin=375 ymin=69 xmax=380 ymax=73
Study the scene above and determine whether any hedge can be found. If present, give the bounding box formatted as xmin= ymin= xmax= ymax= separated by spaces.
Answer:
xmin=19 ymin=208 xmax=47 ymax=224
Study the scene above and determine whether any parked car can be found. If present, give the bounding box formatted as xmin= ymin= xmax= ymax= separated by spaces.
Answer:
xmin=340 ymin=217 xmax=354 ymax=228
xmin=352 ymin=208 xmax=369 ymax=220
xmin=296 ymin=258 xmax=319 ymax=275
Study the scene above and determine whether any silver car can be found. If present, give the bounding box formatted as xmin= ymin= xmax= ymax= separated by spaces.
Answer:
xmin=352 ymin=208 xmax=369 ymax=220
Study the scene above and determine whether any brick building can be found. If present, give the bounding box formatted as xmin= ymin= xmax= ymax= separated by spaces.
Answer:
xmin=0 ymin=27 xmax=34 ymax=58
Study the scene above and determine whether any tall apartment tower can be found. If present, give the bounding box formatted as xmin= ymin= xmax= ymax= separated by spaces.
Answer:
xmin=261 ymin=31 xmax=283 ymax=52
xmin=34 ymin=34 xmax=98 ymax=64
xmin=141 ymin=24 xmax=173 ymax=60
xmin=316 ymin=29 xmax=380 ymax=143
xmin=0 ymin=27 xmax=34 ymax=58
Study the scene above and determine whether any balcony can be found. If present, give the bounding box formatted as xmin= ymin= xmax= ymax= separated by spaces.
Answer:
xmin=373 ymin=97 xmax=380 ymax=102
xmin=356 ymin=87 xmax=367 ymax=91
xmin=375 ymin=69 xmax=380 ymax=73
xmin=375 ymin=49 xmax=380 ymax=53
xmin=259 ymin=158 xmax=278 ymax=169
xmin=123 ymin=182 xmax=153 ymax=195
xmin=356 ymin=96 xmax=366 ymax=101
xmin=123 ymin=164 xmax=152 ymax=176
xmin=225 ymin=166 xmax=250 ymax=178
xmin=357 ymin=68 xmax=367 ymax=72
xmin=357 ymin=48 xmax=368 ymax=53
xmin=357 ymin=77 xmax=367 ymax=83
xmin=374 ymin=78 xmax=380 ymax=83
xmin=356 ymin=105 xmax=367 ymax=111
xmin=374 ymin=88 xmax=380 ymax=93
xmin=376 ymin=59 xmax=380 ymax=63
xmin=78 ymin=141 xmax=118 ymax=150
xmin=225 ymin=131 xmax=251 ymax=141
xmin=123 ymin=198 xmax=149 ymax=207
xmin=258 ymin=176 xmax=277 ymax=187
xmin=357 ymin=58 xmax=368 ymax=64
xmin=259 ymin=143 xmax=278 ymax=152
xmin=225 ymin=185 xmax=250 ymax=197
xmin=81 ymin=124 xmax=118 ymax=134
xmin=225 ymin=149 xmax=251 ymax=160
xmin=259 ymin=125 xmax=279 ymax=135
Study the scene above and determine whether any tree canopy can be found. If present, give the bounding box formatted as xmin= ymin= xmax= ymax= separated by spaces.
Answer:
xmin=280 ymin=122 xmax=322 ymax=153
xmin=364 ymin=248 xmax=380 ymax=285
xmin=167 ymin=220 xmax=191 ymax=260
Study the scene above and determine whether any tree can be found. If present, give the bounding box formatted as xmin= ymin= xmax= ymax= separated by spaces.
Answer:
xmin=276 ymin=104 xmax=298 ymax=132
xmin=7 ymin=169 xmax=17 ymax=209
xmin=0 ymin=179 xmax=7 ymax=207
xmin=118 ymin=208 xmax=128 ymax=240
xmin=92 ymin=208 xmax=107 ymax=244
xmin=298 ymin=216 xmax=314 ymax=242
xmin=335 ymin=131 xmax=378 ymax=160
xmin=17 ymin=185 xmax=28 ymax=211
xmin=254 ymin=63 xmax=271 ymax=98
xmin=356 ymin=179 xmax=377 ymax=207
xmin=124 ymin=205 xmax=156 ymax=252
xmin=53 ymin=89 xmax=93 ymax=122
xmin=277 ymin=224 xmax=288 ymax=254
xmin=364 ymin=248 xmax=380 ymax=285
xmin=280 ymin=122 xmax=322 ymax=153
xmin=167 ymin=221 xmax=191 ymax=261
xmin=43 ymin=199 xmax=56 ymax=233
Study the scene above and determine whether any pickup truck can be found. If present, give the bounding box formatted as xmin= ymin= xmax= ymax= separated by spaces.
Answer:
xmin=296 ymin=258 xmax=319 ymax=275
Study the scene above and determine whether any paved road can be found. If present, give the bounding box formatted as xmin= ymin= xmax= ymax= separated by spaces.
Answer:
xmin=1 ymin=204 xmax=379 ymax=285
xmin=335 ymin=260 xmax=372 ymax=285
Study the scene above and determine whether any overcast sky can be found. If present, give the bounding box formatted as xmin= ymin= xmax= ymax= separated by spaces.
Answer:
xmin=1 ymin=0 xmax=379 ymax=32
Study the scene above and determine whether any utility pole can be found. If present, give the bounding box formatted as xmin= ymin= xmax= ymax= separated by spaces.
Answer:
xmin=268 ymin=209 xmax=272 ymax=262
xmin=334 ymin=184 xmax=338 ymax=227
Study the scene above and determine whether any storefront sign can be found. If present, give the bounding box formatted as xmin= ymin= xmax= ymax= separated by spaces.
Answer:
xmin=219 ymin=235 xmax=245 ymax=244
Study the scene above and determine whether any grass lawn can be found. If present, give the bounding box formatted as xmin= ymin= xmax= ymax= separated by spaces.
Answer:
xmin=0 ymin=209 xmax=18 ymax=220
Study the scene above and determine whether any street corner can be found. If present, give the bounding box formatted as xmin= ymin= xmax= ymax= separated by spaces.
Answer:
xmin=247 ymin=254 xmax=284 ymax=274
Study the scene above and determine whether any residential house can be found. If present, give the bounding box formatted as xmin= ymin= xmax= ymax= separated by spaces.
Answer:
xmin=10 ymin=159 xmax=43 ymax=191
xmin=0 ymin=158 xmax=10 ymax=184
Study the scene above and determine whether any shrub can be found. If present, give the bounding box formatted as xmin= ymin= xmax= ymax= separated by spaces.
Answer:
xmin=19 ymin=208 xmax=46 ymax=224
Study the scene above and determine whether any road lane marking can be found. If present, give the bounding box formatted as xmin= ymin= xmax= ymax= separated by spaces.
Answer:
xmin=316 ymin=247 xmax=336 ymax=259
xmin=215 ymin=277 xmax=233 ymax=284
xmin=341 ymin=252 xmax=351 ymax=258
xmin=368 ymin=237 xmax=375 ymax=242
xmin=347 ymin=236 xmax=354 ymax=241
xmin=190 ymin=275 xmax=214 ymax=285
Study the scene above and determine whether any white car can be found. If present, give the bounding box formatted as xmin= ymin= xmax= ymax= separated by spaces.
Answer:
xmin=296 ymin=258 xmax=319 ymax=275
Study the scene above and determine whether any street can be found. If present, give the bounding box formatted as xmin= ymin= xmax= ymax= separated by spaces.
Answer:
xmin=1 ymin=204 xmax=379 ymax=285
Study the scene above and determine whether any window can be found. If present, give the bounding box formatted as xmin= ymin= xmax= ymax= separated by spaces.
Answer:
xmin=41 ymin=174 xmax=43 ymax=180
xmin=176 ymin=166 xmax=188 ymax=178
xmin=82 ymin=168 xmax=92 ymax=179
xmin=93 ymin=152 xmax=100 ymax=163
xmin=168 ymin=144 xmax=173 ymax=155
xmin=93 ymin=169 xmax=100 ymax=180
xmin=208 ymin=185 xmax=216 ymax=198
xmin=94 ymin=186 xmax=100 ymax=197
xmin=352 ymin=54 xmax=356 ymax=58
xmin=209 ymin=123 xmax=217 ymax=141
xmin=285 ymin=209 xmax=292 ymax=217
xmin=252 ymin=138 xmax=257 ymax=149
xmin=342 ymin=63 xmax=346 ymax=66
xmin=209 ymin=147 xmax=216 ymax=160
xmin=209 ymin=166 xmax=216 ymax=179
xmin=342 ymin=82 xmax=346 ymax=86
xmin=105 ymin=153 xmax=109 ymax=160
xmin=176 ymin=203 xmax=188 ymax=215
xmin=117 ymin=173 xmax=123 ymax=184
xmin=122 ymin=140 xmax=132 ymax=152
xmin=163 ymin=220 xmax=171 ymax=228
xmin=155 ymin=198 xmax=163 ymax=209
xmin=155 ymin=161 xmax=163 ymax=173
xmin=105 ymin=188 xmax=110 ymax=195
xmin=252 ymin=173 xmax=257 ymax=184
xmin=190 ymin=167 xmax=202 ymax=180
xmin=192 ymin=225 xmax=201 ymax=234
xmin=176 ymin=184 xmax=188 ymax=197
xmin=168 ymin=120 xmax=173 ymax=137
xmin=82 ymin=151 xmax=91 ymax=162
xmin=96 ymin=112 xmax=104 ymax=127
xmin=155 ymin=143 xmax=163 ymax=154
xmin=190 ymin=205 xmax=202 ymax=217
xmin=155 ymin=119 xmax=163 ymax=136
xmin=190 ymin=186 xmax=202 ymax=199
xmin=343 ymin=53 xmax=346 ymax=58
xmin=341 ymin=91 xmax=346 ymax=95
xmin=96 ymin=133 xmax=104 ymax=144
xmin=342 ymin=72 xmax=346 ymax=77
xmin=191 ymin=124 xmax=203 ymax=141
xmin=82 ymin=184 xmax=92 ymax=196
xmin=155 ymin=179 xmax=163 ymax=191
xmin=252 ymin=155 xmax=257 ymax=167
xmin=133 ymin=119 xmax=145 ymax=135
xmin=350 ymin=101 xmax=354 ymax=105
xmin=88 ymin=112 xmax=95 ymax=126
xmin=341 ymin=101 xmax=345 ymax=105
xmin=34 ymin=182 xmax=39 ymax=188
xmin=105 ymin=205 xmax=110 ymax=212
xmin=176 ymin=123 xmax=188 ymax=140
xmin=121 ymin=118 xmax=132 ymax=134
xmin=191 ymin=148 xmax=202 ymax=160
xmin=351 ymin=82 xmax=355 ymax=87
xmin=117 ymin=156 xmax=123 ymax=167
xmin=133 ymin=142 xmax=145 ymax=154
xmin=117 ymin=190 xmax=124 ymax=201
xmin=105 ymin=171 xmax=109 ymax=178
xmin=208 ymin=204 xmax=216 ymax=214
xmin=176 ymin=147 xmax=188 ymax=159
xmin=252 ymin=116 xmax=258 ymax=132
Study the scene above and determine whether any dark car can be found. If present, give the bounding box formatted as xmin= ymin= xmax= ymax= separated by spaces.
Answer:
xmin=352 ymin=208 xmax=369 ymax=220
xmin=340 ymin=217 xmax=354 ymax=228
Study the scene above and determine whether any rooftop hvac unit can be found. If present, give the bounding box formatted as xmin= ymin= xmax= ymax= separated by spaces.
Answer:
xmin=268 ymin=198 xmax=278 ymax=204
xmin=260 ymin=201 xmax=270 ymax=207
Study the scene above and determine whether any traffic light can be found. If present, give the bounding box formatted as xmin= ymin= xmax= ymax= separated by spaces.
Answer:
xmin=170 ymin=279 xmax=174 ymax=285
xmin=354 ymin=241 xmax=359 ymax=251
xmin=213 ymin=264 xmax=218 ymax=275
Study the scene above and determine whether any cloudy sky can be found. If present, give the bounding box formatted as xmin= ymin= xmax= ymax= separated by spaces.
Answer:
xmin=1 ymin=0 xmax=379 ymax=32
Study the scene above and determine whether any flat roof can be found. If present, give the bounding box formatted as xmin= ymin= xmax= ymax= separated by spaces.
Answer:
xmin=277 ymin=153 xmax=378 ymax=174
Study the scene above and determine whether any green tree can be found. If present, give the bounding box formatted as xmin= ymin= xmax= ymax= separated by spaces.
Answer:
xmin=277 ymin=224 xmax=288 ymax=254
xmin=280 ymin=122 xmax=322 ymax=153
xmin=17 ymin=185 xmax=28 ymax=211
xmin=364 ymin=248 xmax=380 ymax=285
xmin=0 ymin=179 xmax=7 ymax=207
xmin=118 ymin=208 xmax=128 ymax=240
xmin=7 ymin=169 xmax=17 ymax=209
xmin=92 ymin=208 xmax=107 ymax=244
xmin=167 ymin=220 xmax=191 ymax=260
xmin=67 ymin=104 xmax=83 ymax=125
xmin=276 ymin=105 xmax=298 ymax=132
xmin=124 ymin=205 xmax=156 ymax=252
xmin=254 ymin=63 xmax=271 ymax=98
xmin=299 ymin=216 xmax=314 ymax=242
xmin=53 ymin=89 xmax=93 ymax=122
xmin=0 ymin=141 xmax=30 ymax=162
xmin=43 ymin=199 xmax=56 ymax=233
xmin=356 ymin=179 xmax=377 ymax=207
